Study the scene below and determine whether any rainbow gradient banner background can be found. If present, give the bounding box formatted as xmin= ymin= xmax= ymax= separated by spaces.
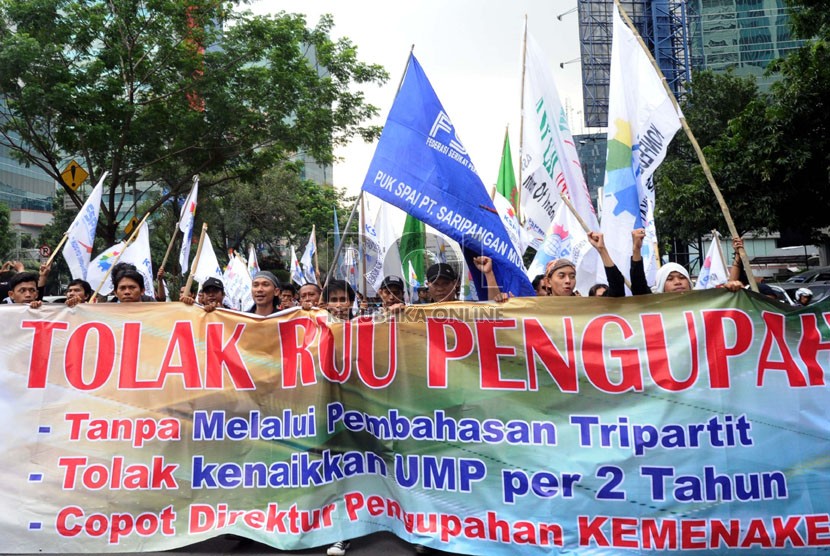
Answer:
xmin=2 ymin=291 xmax=830 ymax=554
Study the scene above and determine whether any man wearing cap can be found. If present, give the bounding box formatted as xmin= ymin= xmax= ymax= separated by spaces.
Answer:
xmin=250 ymin=271 xmax=281 ymax=316
xmin=426 ymin=262 xmax=460 ymax=302
xmin=426 ymin=256 xmax=503 ymax=302
xmin=378 ymin=275 xmax=406 ymax=314
xmin=182 ymin=277 xmax=227 ymax=312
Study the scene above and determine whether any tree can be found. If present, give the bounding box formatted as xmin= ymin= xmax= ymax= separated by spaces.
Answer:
xmin=0 ymin=2 xmax=387 ymax=244
xmin=656 ymin=70 xmax=769 ymax=244
xmin=0 ymin=202 xmax=13 ymax=258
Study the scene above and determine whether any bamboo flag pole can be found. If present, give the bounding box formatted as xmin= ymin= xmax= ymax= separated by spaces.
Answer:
xmin=312 ymin=224 xmax=321 ymax=282
xmin=517 ymin=15 xmax=528 ymax=223
xmin=159 ymin=174 xmax=199 ymax=273
xmin=713 ymin=230 xmax=729 ymax=272
xmin=324 ymin=45 xmax=415 ymax=291
xmin=612 ymin=0 xmax=758 ymax=292
xmin=44 ymin=234 xmax=69 ymax=267
xmin=183 ymin=223 xmax=208 ymax=297
xmin=89 ymin=212 xmax=150 ymax=302
xmin=559 ymin=193 xmax=632 ymax=289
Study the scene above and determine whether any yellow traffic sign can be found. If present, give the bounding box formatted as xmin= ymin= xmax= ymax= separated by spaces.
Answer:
xmin=61 ymin=160 xmax=88 ymax=191
xmin=124 ymin=216 xmax=139 ymax=237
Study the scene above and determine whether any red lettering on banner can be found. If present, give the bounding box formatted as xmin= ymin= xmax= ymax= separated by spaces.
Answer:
xmin=582 ymin=316 xmax=642 ymax=393
xmin=355 ymin=316 xmax=397 ymax=389
xmin=22 ymin=320 xmax=68 ymax=388
xmin=680 ymin=519 xmax=708 ymax=549
xmin=65 ymin=322 xmax=116 ymax=390
xmin=641 ymin=518 xmax=677 ymax=549
xmin=279 ymin=317 xmax=319 ymax=387
xmin=523 ymin=317 xmax=577 ymax=392
xmin=797 ymin=313 xmax=830 ymax=386
xmin=205 ymin=323 xmax=252 ymax=389
xmin=578 ymin=515 xmax=610 ymax=546
xmin=318 ymin=316 xmax=352 ymax=383
xmin=427 ymin=319 xmax=474 ymax=388
xmin=154 ymin=321 xmax=201 ymax=388
xmin=476 ymin=319 xmax=521 ymax=390
xmin=757 ymin=312 xmax=808 ymax=387
xmin=702 ymin=309 xmax=753 ymax=388
xmin=117 ymin=323 xmax=144 ymax=388
xmin=772 ymin=515 xmax=806 ymax=547
xmin=642 ymin=312 xmax=699 ymax=391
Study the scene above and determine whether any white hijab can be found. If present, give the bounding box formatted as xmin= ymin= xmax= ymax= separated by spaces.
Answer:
xmin=654 ymin=263 xmax=691 ymax=293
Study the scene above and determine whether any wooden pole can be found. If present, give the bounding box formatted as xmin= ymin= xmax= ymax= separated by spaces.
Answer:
xmin=612 ymin=0 xmax=758 ymax=292
xmin=324 ymin=194 xmax=360 ymax=291
xmin=183 ymin=223 xmax=208 ymax=297
xmin=89 ymin=212 xmax=150 ymax=302
xmin=559 ymin=193 xmax=632 ymax=289
xmin=517 ymin=15 xmax=528 ymax=223
xmin=44 ymin=234 xmax=69 ymax=267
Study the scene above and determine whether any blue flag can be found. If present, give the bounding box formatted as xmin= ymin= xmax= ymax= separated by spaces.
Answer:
xmin=361 ymin=55 xmax=534 ymax=298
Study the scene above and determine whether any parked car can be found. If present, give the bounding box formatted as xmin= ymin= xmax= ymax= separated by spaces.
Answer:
xmin=765 ymin=284 xmax=795 ymax=305
xmin=784 ymin=266 xmax=830 ymax=285
xmin=773 ymin=283 xmax=830 ymax=306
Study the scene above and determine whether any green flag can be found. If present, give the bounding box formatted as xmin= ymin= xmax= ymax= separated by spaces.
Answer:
xmin=496 ymin=129 xmax=518 ymax=210
xmin=399 ymin=213 xmax=425 ymax=283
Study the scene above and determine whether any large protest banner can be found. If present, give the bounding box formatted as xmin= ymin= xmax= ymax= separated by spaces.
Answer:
xmin=2 ymin=293 xmax=830 ymax=554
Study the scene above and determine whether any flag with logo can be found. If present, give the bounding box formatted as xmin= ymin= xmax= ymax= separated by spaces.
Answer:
xmin=361 ymin=55 xmax=533 ymax=298
xmin=191 ymin=233 xmax=222 ymax=285
xmin=290 ymin=246 xmax=304 ymax=286
xmin=88 ymin=222 xmax=155 ymax=297
xmin=406 ymin=259 xmax=420 ymax=303
xmin=222 ymin=254 xmax=252 ymax=310
xmin=178 ymin=177 xmax=199 ymax=274
xmin=364 ymin=197 xmax=405 ymax=293
xmin=522 ymin=31 xmax=598 ymax=253
xmin=63 ymin=172 xmax=107 ymax=280
xmin=599 ymin=4 xmax=682 ymax=287
xmin=492 ymin=191 xmax=529 ymax=258
xmin=695 ymin=234 xmax=729 ymax=290
xmin=300 ymin=226 xmax=318 ymax=285
xmin=247 ymin=243 xmax=260 ymax=278
xmin=527 ymin=199 xmax=596 ymax=295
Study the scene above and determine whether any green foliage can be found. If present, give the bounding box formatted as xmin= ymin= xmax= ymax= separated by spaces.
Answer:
xmin=0 ymin=202 xmax=13 ymax=258
xmin=656 ymin=70 xmax=767 ymax=243
xmin=0 ymin=1 xmax=387 ymax=243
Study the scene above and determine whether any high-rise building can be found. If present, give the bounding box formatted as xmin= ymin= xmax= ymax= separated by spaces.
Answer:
xmin=687 ymin=0 xmax=802 ymax=91
xmin=0 ymin=139 xmax=55 ymax=244
xmin=577 ymin=0 xmax=691 ymax=128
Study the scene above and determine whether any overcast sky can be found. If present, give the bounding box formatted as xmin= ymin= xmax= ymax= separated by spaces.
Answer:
xmin=249 ymin=0 xmax=593 ymax=196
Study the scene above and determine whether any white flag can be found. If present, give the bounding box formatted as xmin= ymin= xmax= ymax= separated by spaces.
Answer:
xmin=223 ymin=254 xmax=252 ymax=310
xmin=87 ymin=222 xmax=155 ymax=297
xmin=63 ymin=172 xmax=107 ymax=280
xmin=178 ymin=178 xmax=199 ymax=274
xmin=290 ymin=246 xmax=304 ymax=286
xmin=493 ymin=191 xmax=530 ymax=257
xmin=521 ymin=30 xmax=599 ymax=253
xmin=527 ymin=200 xmax=597 ymax=296
xmin=192 ymin=233 xmax=223 ymax=285
xmin=364 ymin=198 xmax=405 ymax=293
xmin=247 ymin=243 xmax=260 ymax=278
xmin=87 ymin=242 xmax=126 ymax=297
xmin=599 ymin=4 xmax=683 ymax=288
xmin=695 ymin=236 xmax=728 ymax=289
xmin=300 ymin=226 xmax=317 ymax=285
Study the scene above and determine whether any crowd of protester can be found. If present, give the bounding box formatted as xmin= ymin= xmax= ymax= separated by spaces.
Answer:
xmin=1 ymin=230 xmax=822 ymax=556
